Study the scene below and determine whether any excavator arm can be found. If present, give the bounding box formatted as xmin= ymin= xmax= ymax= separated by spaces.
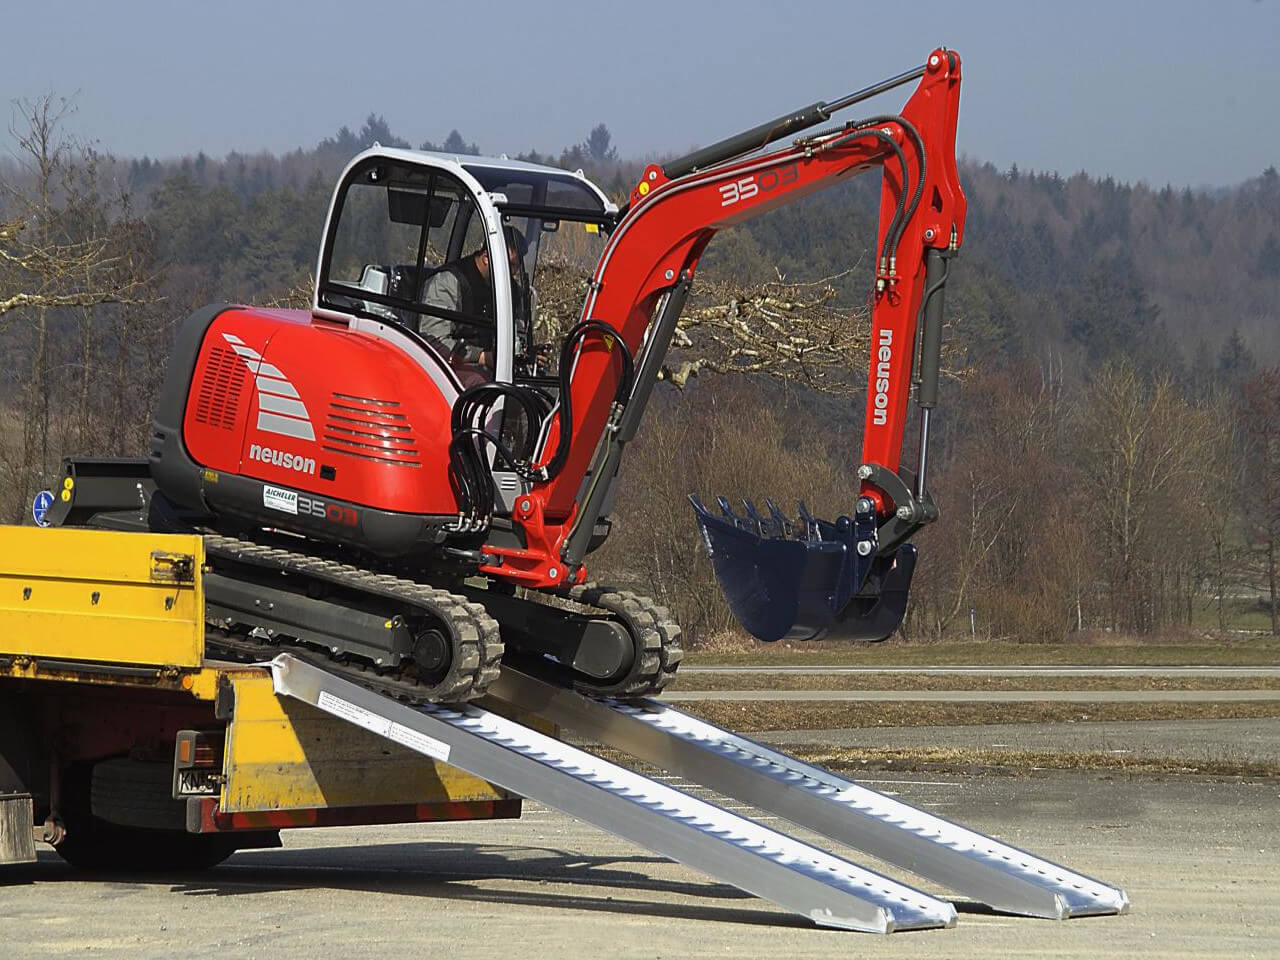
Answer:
xmin=479 ymin=50 xmax=966 ymax=642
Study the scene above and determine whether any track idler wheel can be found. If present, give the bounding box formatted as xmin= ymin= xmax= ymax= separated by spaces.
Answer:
xmin=690 ymin=495 xmax=916 ymax=643
xmin=411 ymin=626 xmax=451 ymax=674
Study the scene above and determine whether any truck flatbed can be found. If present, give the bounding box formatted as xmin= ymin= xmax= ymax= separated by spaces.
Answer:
xmin=0 ymin=526 xmax=519 ymax=871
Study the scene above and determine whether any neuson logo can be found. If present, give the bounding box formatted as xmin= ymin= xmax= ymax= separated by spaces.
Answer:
xmin=250 ymin=443 xmax=316 ymax=475
xmin=872 ymin=329 xmax=892 ymax=426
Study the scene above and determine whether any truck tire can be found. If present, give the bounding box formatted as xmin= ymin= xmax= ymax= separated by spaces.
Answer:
xmin=52 ymin=761 xmax=239 ymax=872
xmin=90 ymin=757 xmax=188 ymax=830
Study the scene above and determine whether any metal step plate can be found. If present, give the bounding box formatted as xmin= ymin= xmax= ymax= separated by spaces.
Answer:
xmin=488 ymin=667 xmax=1129 ymax=920
xmin=266 ymin=654 xmax=955 ymax=933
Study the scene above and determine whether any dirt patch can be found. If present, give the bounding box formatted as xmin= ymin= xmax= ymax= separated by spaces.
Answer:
xmin=588 ymin=740 xmax=1280 ymax=780
xmin=682 ymin=698 xmax=1280 ymax=731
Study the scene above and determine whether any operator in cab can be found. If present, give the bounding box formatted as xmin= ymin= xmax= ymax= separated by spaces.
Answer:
xmin=420 ymin=225 xmax=527 ymax=385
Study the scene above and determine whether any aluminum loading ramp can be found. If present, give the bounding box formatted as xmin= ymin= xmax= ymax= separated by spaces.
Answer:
xmin=487 ymin=667 xmax=1130 ymax=921
xmin=266 ymin=653 xmax=953 ymax=933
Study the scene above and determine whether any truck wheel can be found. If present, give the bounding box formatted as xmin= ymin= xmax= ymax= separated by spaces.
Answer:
xmin=52 ymin=761 xmax=238 ymax=872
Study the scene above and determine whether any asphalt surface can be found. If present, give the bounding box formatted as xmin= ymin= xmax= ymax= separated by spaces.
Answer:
xmin=760 ymin=717 xmax=1280 ymax=765
xmin=3 ymin=764 xmax=1275 ymax=959
xmin=663 ymin=688 xmax=1280 ymax=702
xmin=3 ymin=672 xmax=1276 ymax=957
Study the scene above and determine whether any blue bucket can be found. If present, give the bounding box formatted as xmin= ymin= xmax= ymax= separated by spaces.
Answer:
xmin=690 ymin=496 xmax=916 ymax=643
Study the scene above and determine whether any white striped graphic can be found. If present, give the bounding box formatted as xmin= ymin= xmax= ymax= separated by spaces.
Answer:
xmin=256 ymin=376 xmax=299 ymax=398
xmin=257 ymin=394 xmax=310 ymax=419
xmin=222 ymin=333 xmax=315 ymax=441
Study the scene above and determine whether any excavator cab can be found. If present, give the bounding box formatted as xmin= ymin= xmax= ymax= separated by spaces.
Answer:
xmin=460 ymin=162 xmax=616 ymax=379
xmin=314 ymin=150 xmax=616 ymax=391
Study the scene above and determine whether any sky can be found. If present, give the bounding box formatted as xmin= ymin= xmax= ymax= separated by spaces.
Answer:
xmin=2 ymin=0 xmax=1277 ymax=188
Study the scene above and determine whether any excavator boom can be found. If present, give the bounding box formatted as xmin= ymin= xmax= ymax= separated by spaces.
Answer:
xmin=477 ymin=50 xmax=966 ymax=642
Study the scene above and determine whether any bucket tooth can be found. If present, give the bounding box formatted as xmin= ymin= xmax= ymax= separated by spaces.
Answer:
xmin=764 ymin=499 xmax=793 ymax=538
xmin=796 ymin=500 xmax=824 ymax=540
xmin=797 ymin=499 xmax=817 ymax=532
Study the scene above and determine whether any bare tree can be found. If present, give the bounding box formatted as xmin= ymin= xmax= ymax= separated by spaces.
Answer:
xmin=0 ymin=100 xmax=147 ymax=319
xmin=1238 ymin=368 xmax=1280 ymax=634
xmin=530 ymin=253 xmax=963 ymax=396
xmin=1078 ymin=363 xmax=1217 ymax=632
xmin=0 ymin=96 xmax=154 ymax=519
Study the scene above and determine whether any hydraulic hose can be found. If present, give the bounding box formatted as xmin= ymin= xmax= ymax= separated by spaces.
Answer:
xmin=447 ymin=321 xmax=633 ymax=527
xmin=854 ymin=115 xmax=927 ymax=265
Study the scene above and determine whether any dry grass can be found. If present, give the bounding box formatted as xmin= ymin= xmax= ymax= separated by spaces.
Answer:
xmin=589 ymin=741 xmax=1280 ymax=781
xmin=791 ymin=745 xmax=1280 ymax=779
xmin=684 ymin=636 xmax=1280 ymax=667
xmin=682 ymin=698 xmax=1280 ymax=732
xmin=671 ymin=672 xmax=1280 ymax=692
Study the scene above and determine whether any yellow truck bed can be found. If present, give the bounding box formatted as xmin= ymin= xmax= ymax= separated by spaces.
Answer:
xmin=0 ymin=525 xmax=518 ymax=863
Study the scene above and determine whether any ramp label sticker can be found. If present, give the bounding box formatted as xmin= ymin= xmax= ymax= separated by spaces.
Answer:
xmin=316 ymin=691 xmax=451 ymax=763
xmin=262 ymin=484 xmax=298 ymax=514
xmin=387 ymin=721 xmax=451 ymax=762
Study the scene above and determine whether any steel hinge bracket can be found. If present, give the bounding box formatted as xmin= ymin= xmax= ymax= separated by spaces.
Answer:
xmin=150 ymin=551 xmax=196 ymax=584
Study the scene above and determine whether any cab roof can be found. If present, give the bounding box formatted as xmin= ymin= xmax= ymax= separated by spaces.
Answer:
xmin=352 ymin=145 xmax=617 ymax=218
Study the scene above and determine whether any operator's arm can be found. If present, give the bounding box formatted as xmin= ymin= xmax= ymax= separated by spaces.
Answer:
xmin=420 ymin=271 xmax=484 ymax=363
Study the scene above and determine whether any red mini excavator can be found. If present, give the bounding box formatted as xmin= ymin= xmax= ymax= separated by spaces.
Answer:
xmin=50 ymin=50 xmax=966 ymax=703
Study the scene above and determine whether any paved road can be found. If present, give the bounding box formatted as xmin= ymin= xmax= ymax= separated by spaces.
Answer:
xmin=681 ymin=664 xmax=1280 ymax=676
xmin=760 ymin=717 xmax=1280 ymax=764
xmin=3 ymin=768 xmax=1275 ymax=959
xmin=663 ymin=688 xmax=1280 ymax=702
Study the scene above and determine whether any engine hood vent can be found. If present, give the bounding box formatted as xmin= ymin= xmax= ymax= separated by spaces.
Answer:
xmin=323 ymin=394 xmax=421 ymax=466
xmin=194 ymin=346 xmax=248 ymax=430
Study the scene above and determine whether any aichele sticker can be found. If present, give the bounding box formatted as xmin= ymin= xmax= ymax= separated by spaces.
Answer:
xmin=263 ymin=484 xmax=298 ymax=514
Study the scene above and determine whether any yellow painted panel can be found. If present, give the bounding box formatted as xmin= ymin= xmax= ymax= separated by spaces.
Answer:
xmin=222 ymin=674 xmax=513 ymax=813
xmin=0 ymin=525 xmax=203 ymax=667
xmin=0 ymin=658 xmax=244 ymax=701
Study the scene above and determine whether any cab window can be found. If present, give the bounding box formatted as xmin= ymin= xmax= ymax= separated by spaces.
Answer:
xmin=319 ymin=160 xmax=497 ymax=385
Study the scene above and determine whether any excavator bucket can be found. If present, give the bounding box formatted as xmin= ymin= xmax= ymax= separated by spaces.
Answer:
xmin=690 ymin=496 xmax=916 ymax=643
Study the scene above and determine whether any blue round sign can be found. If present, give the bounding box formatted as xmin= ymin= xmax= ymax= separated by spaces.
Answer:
xmin=32 ymin=490 xmax=54 ymax=527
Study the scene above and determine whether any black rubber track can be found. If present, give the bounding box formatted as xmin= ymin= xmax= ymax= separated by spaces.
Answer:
xmin=202 ymin=534 xmax=503 ymax=704
xmin=529 ymin=583 xmax=685 ymax=698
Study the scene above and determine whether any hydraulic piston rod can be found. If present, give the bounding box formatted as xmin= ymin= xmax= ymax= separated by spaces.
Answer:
xmin=662 ymin=63 xmax=927 ymax=179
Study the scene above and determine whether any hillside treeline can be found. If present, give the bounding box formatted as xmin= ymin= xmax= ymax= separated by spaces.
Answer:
xmin=2 ymin=102 xmax=1279 ymax=644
